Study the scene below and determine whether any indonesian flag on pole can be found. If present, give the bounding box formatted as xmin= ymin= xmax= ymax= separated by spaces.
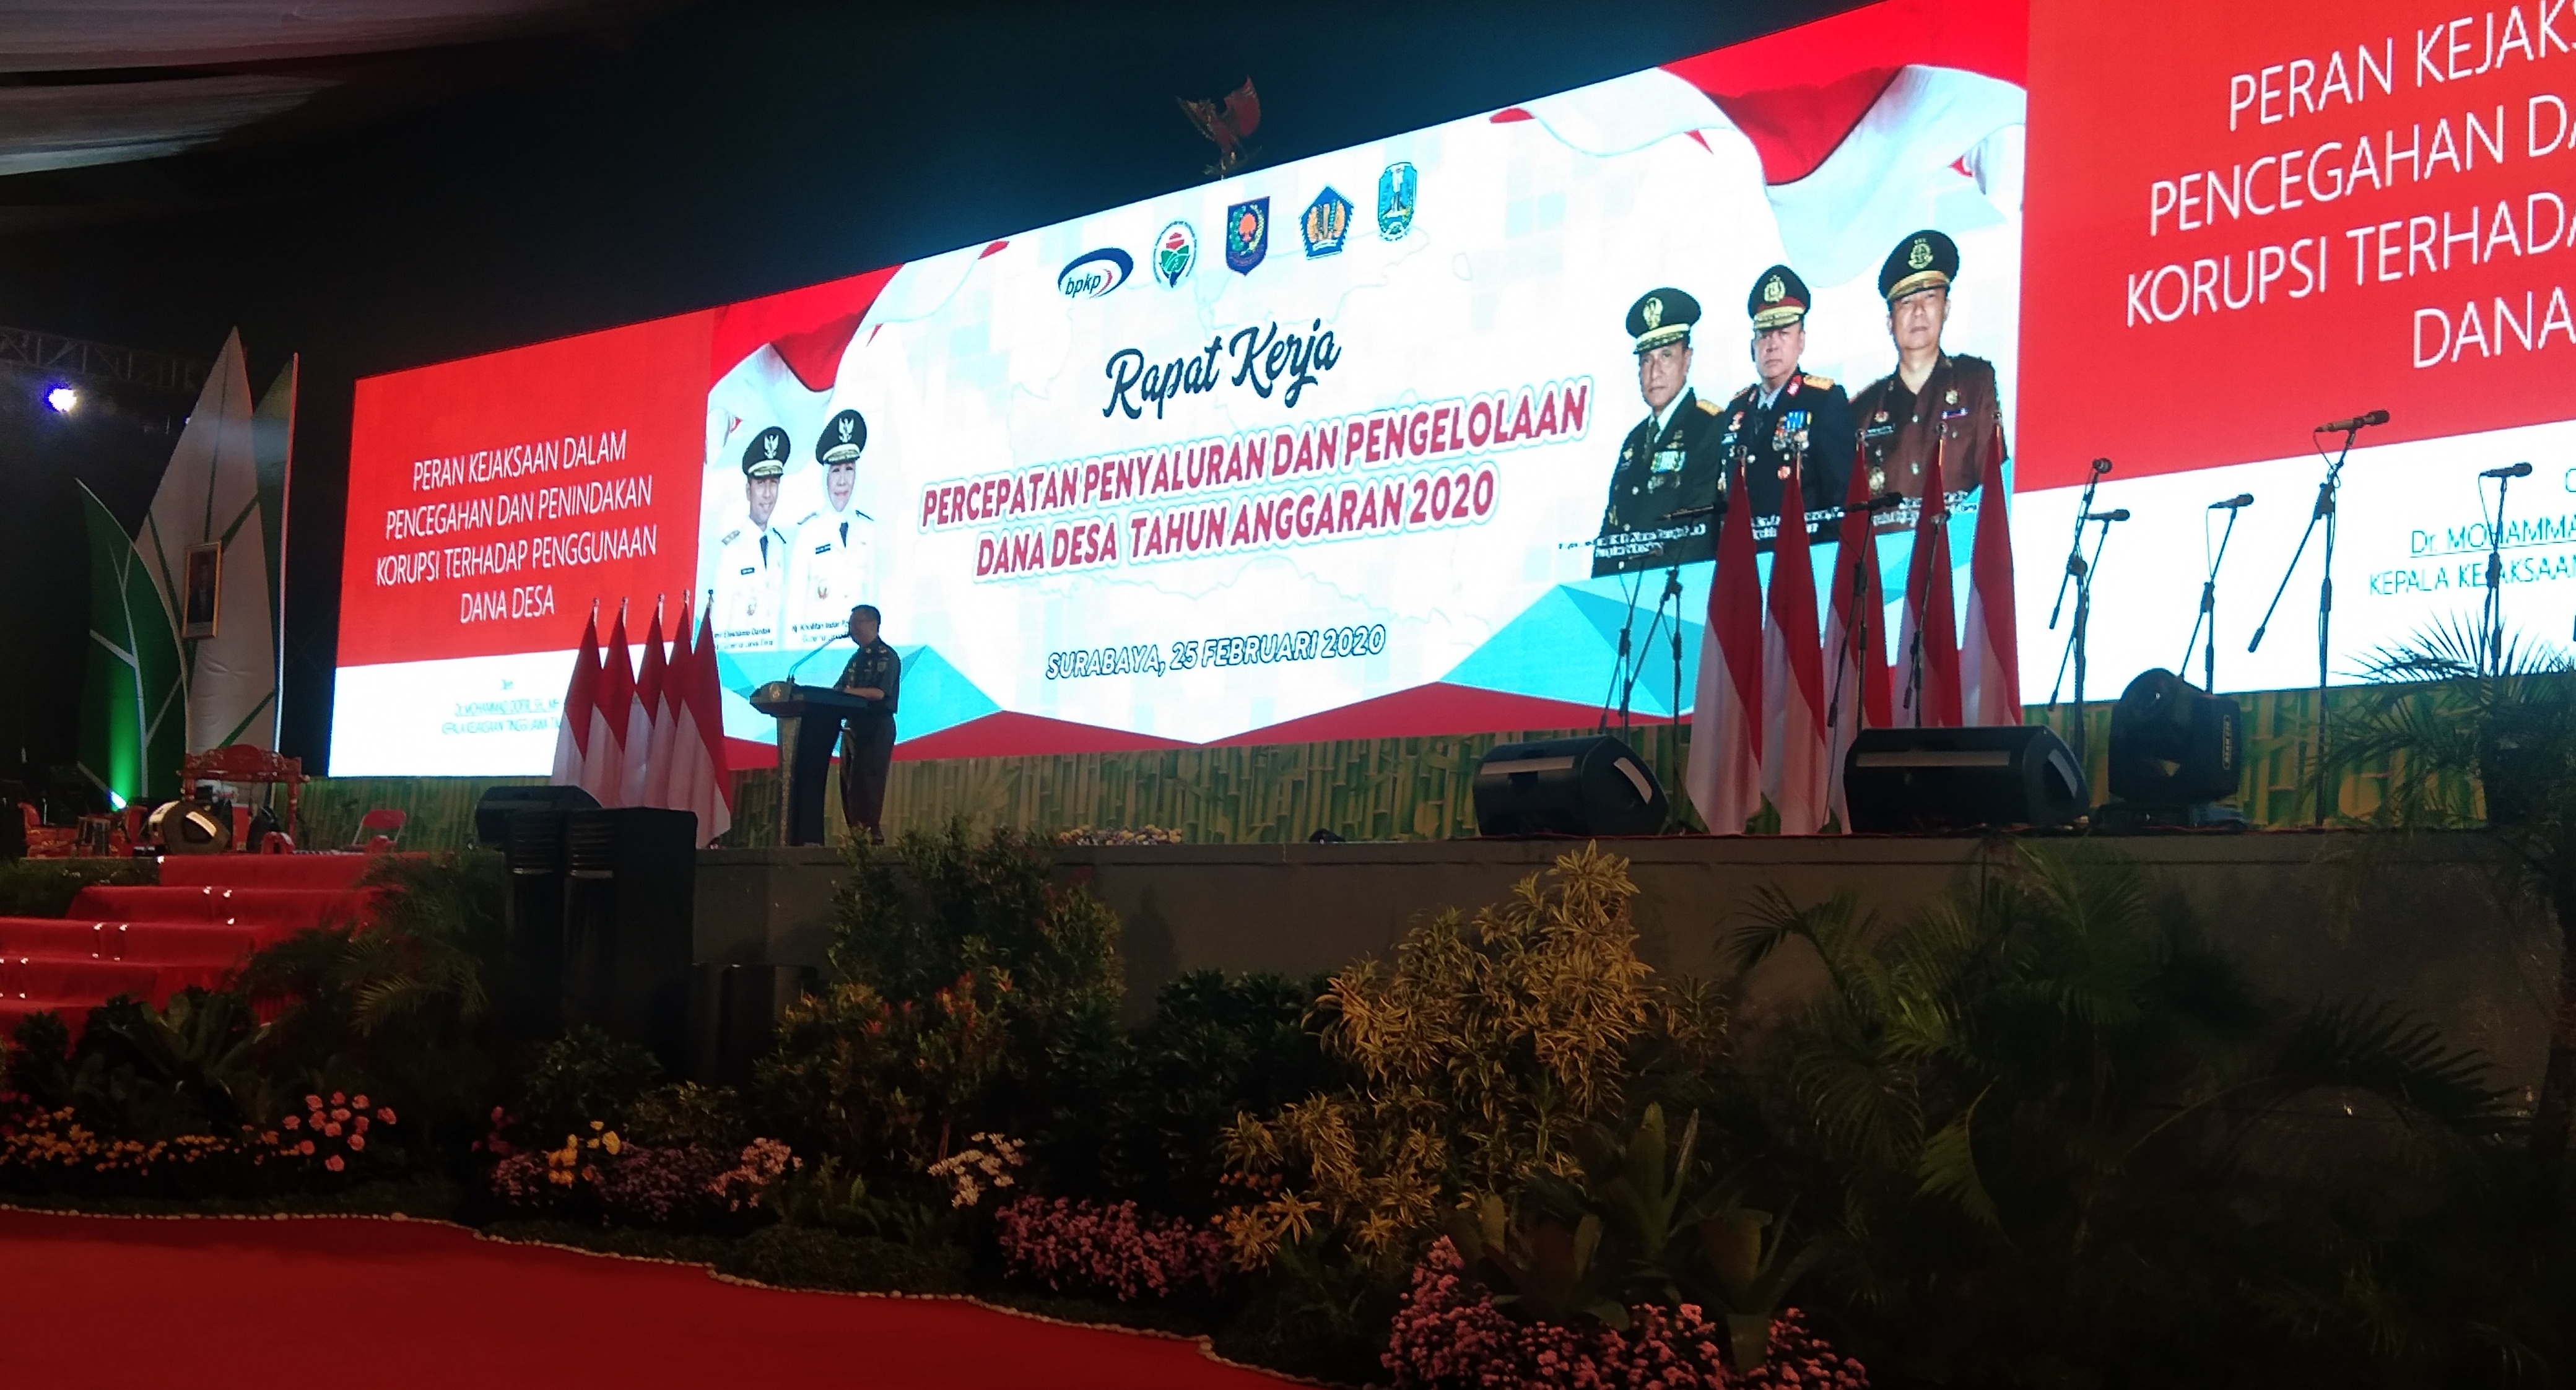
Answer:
xmin=629 ymin=601 xmax=669 ymax=807
xmin=653 ymin=597 xmax=694 ymax=811
xmin=586 ymin=601 xmax=635 ymax=806
xmin=1897 ymin=446 xmax=1964 ymax=728
xmin=1960 ymin=427 xmax=2021 ymax=724
xmin=550 ymin=604 xmax=601 ymax=788
xmin=677 ymin=599 xmax=734 ymax=846
xmin=1760 ymin=458 xmax=1830 ymax=834
xmin=1824 ymin=447 xmax=1892 ymax=830
xmin=1685 ymin=458 xmax=1765 ymax=835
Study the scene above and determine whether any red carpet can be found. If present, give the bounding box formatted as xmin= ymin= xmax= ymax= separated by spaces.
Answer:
xmin=0 ymin=854 xmax=378 ymax=1040
xmin=0 ymin=1209 xmax=1293 ymax=1389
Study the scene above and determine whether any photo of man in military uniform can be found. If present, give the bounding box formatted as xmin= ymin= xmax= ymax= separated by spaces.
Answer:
xmin=785 ymin=408 xmax=876 ymax=650
xmin=712 ymin=425 xmax=794 ymax=650
xmin=1848 ymin=228 xmax=2005 ymax=503
xmin=1715 ymin=264 xmax=1853 ymax=542
xmin=1592 ymin=287 xmax=1726 ymax=577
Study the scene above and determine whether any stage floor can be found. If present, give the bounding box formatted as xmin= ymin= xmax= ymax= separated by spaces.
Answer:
xmin=696 ymin=831 xmax=2556 ymax=1090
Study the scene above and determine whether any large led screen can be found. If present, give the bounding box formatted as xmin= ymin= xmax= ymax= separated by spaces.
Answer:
xmin=332 ymin=0 xmax=2576 ymax=776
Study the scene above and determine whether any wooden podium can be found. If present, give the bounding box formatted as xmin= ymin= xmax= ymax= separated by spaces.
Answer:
xmin=746 ymin=682 xmax=876 ymax=846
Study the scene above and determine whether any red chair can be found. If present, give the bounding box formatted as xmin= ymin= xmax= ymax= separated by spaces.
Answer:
xmin=348 ymin=809 xmax=407 ymax=854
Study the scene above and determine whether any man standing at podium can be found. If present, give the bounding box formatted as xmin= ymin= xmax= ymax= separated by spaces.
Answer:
xmin=834 ymin=603 xmax=901 ymax=841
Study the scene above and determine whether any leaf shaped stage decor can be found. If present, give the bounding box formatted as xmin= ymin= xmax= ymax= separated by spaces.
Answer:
xmin=137 ymin=329 xmax=276 ymax=752
xmin=78 ymin=480 xmax=186 ymax=807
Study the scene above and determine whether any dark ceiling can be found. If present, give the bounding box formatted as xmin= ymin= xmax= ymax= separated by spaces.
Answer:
xmin=0 ymin=0 xmax=1850 ymax=774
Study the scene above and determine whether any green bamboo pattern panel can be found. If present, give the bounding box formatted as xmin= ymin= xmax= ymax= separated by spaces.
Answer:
xmin=298 ymin=684 xmax=2478 ymax=851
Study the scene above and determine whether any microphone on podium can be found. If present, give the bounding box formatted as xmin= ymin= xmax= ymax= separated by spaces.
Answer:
xmin=2481 ymin=462 xmax=2533 ymax=479
xmin=2317 ymin=409 xmax=2388 ymax=432
xmin=2084 ymin=508 xmax=2131 ymax=523
xmin=2209 ymin=493 xmax=2255 ymax=510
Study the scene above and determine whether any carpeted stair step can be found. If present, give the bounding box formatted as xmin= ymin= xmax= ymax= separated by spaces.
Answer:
xmin=0 ymin=917 xmax=266 ymax=965
xmin=65 ymin=885 xmax=375 ymax=935
xmin=0 ymin=955 xmax=228 ymax=1007
xmin=157 ymin=854 xmax=381 ymax=892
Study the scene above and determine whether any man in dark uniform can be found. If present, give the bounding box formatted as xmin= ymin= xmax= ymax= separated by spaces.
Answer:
xmin=1592 ymin=287 xmax=1728 ymax=577
xmin=1849 ymin=229 xmax=2005 ymax=503
xmin=1715 ymin=264 xmax=1853 ymax=541
xmin=833 ymin=603 xmax=901 ymax=842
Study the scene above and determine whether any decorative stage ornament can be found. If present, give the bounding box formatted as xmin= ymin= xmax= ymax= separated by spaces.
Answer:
xmin=1177 ymin=77 xmax=1261 ymax=178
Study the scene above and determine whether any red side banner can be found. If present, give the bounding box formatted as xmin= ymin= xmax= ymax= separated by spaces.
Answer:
xmin=2021 ymin=0 xmax=2576 ymax=489
xmin=341 ymin=313 xmax=715 ymax=666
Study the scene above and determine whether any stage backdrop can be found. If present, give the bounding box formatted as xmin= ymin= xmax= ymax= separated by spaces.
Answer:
xmin=331 ymin=0 xmax=2575 ymax=776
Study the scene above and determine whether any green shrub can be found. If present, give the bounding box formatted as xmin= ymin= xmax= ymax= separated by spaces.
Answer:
xmin=720 ymin=1225 xmax=970 ymax=1294
xmin=0 ymin=858 xmax=154 ymax=917
xmin=511 ymin=1027 xmax=661 ymax=1145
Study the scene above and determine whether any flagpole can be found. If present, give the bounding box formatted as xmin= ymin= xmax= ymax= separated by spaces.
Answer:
xmin=271 ymin=353 xmax=297 ymax=754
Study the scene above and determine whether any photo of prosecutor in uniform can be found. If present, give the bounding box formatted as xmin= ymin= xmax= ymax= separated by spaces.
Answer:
xmin=1593 ymin=288 xmax=1726 ymax=577
xmin=1715 ymin=264 xmax=1853 ymax=541
xmin=786 ymin=408 xmax=876 ymax=650
xmin=712 ymin=425 xmax=794 ymax=649
xmin=1849 ymin=229 xmax=2005 ymax=502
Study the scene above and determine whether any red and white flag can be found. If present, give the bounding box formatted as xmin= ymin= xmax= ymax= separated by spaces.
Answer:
xmin=1686 ymin=459 xmax=1765 ymax=835
xmin=1960 ymin=427 xmax=2022 ymax=725
xmin=629 ymin=601 xmax=669 ymax=807
xmin=585 ymin=602 xmax=635 ymax=805
xmin=1824 ymin=448 xmax=1892 ymax=830
xmin=550 ymin=604 xmax=601 ymax=788
xmin=1761 ymin=459 xmax=1829 ymax=834
xmin=676 ymin=599 xmax=734 ymax=846
xmin=1897 ymin=447 xmax=1963 ymax=728
xmin=658 ymin=597 xmax=697 ymax=813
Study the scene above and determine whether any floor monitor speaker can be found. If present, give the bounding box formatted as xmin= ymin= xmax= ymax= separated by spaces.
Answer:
xmin=1472 ymin=735 xmax=1668 ymax=836
xmin=1842 ymin=725 xmax=2088 ymax=832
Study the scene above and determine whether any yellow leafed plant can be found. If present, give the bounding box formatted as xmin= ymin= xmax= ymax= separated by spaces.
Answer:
xmin=1219 ymin=844 xmax=1720 ymax=1271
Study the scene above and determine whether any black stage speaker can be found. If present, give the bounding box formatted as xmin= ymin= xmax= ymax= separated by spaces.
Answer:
xmin=474 ymin=784 xmax=599 ymax=847
xmin=1842 ymin=726 xmax=2089 ymax=832
xmin=501 ymin=807 xmax=573 ymax=1041
xmin=2107 ymin=669 xmax=2243 ymax=807
xmin=1473 ymin=736 xmax=1668 ymax=836
xmin=561 ymin=808 xmax=698 ymax=1072
xmin=687 ymin=963 xmax=819 ymax=1087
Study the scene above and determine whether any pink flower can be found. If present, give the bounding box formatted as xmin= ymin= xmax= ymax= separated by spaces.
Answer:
xmin=330 ymin=1092 xmax=346 ymax=1105
xmin=298 ymin=1139 xmax=315 ymax=1155
xmin=378 ymin=1108 xmax=398 ymax=1125
xmin=330 ymin=1108 xmax=350 ymax=1123
xmin=324 ymin=1155 xmax=344 ymax=1173
xmin=352 ymin=1095 xmax=370 ymax=1110
xmin=323 ymin=1123 xmax=342 ymax=1138
xmin=352 ymin=1116 xmax=369 ymax=1134
xmin=282 ymin=1114 xmax=300 ymax=1131
xmin=346 ymin=1134 xmax=365 ymax=1152
xmin=305 ymin=1095 xmax=323 ymax=1111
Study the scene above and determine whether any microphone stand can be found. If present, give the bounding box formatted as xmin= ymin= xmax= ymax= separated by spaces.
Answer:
xmin=2481 ymin=467 xmax=2518 ymax=675
xmin=2045 ymin=515 xmax=2118 ymax=765
xmin=2250 ymin=424 xmax=2359 ymax=827
xmin=2181 ymin=503 xmax=2246 ymax=692
xmin=785 ymin=634 xmax=850 ymax=685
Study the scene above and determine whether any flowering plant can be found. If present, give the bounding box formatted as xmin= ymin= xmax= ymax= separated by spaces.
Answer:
xmin=1383 ymin=1238 xmax=1868 ymax=1389
xmin=993 ymin=1195 xmax=1230 ymax=1302
xmin=713 ymin=1137 xmax=800 ymax=1212
xmin=0 ymin=1088 xmax=397 ymax=1185
xmin=925 ymin=1131 xmax=1024 ymax=1208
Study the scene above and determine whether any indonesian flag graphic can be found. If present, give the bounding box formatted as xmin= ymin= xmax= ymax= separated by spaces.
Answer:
xmin=1761 ymin=458 xmax=1830 ymax=834
xmin=1824 ymin=446 xmax=1892 ymax=830
xmin=1960 ymin=426 xmax=2021 ymax=725
xmin=550 ymin=605 xmax=603 ymax=789
xmin=1686 ymin=458 xmax=1766 ymax=835
xmin=676 ymin=601 xmax=734 ymax=846
xmin=1897 ymin=449 xmax=1963 ymax=729
xmin=627 ymin=602 xmax=669 ymax=808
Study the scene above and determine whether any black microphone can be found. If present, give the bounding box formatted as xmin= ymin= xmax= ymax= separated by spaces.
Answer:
xmin=2318 ymin=409 xmax=2389 ymax=432
xmin=2084 ymin=508 xmax=2131 ymax=523
xmin=1863 ymin=493 xmax=1905 ymax=513
xmin=2209 ymin=493 xmax=2254 ymax=510
xmin=2481 ymin=462 xmax=2533 ymax=479
xmin=2090 ymin=457 xmax=2113 ymax=474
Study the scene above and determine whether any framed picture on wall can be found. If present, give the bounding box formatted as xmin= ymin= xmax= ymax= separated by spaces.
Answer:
xmin=181 ymin=542 xmax=220 ymax=641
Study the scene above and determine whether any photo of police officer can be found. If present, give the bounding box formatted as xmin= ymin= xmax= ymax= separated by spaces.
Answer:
xmin=1849 ymin=229 xmax=2004 ymax=502
xmin=1592 ymin=288 xmax=1726 ymax=577
xmin=786 ymin=408 xmax=875 ymax=649
xmin=1715 ymin=264 xmax=1853 ymax=542
xmin=712 ymin=425 xmax=793 ymax=649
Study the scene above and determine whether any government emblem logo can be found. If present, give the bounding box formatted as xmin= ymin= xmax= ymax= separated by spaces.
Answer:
xmin=1152 ymin=220 xmax=1196 ymax=287
xmin=1907 ymin=237 xmax=1934 ymax=271
xmin=1376 ymin=162 xmax=1416 ymax=240
xmin=1225 ymin=198 xmax=1269 ymax=274
xmin=1056 ymin=248 xmax=1133 ymax=300
xmin=1301 ymin=186 xmax=1352 ymax=257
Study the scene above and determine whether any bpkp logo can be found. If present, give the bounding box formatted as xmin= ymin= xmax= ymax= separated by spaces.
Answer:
xmin=1057 ymin=248 xmax=1134 ymax=300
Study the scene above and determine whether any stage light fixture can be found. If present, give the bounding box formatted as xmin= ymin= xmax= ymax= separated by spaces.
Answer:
xmin=44 ymin=384 xmax=79 ymax=414
xmin=2102 ymin=668 xmax=2245 ymax=827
